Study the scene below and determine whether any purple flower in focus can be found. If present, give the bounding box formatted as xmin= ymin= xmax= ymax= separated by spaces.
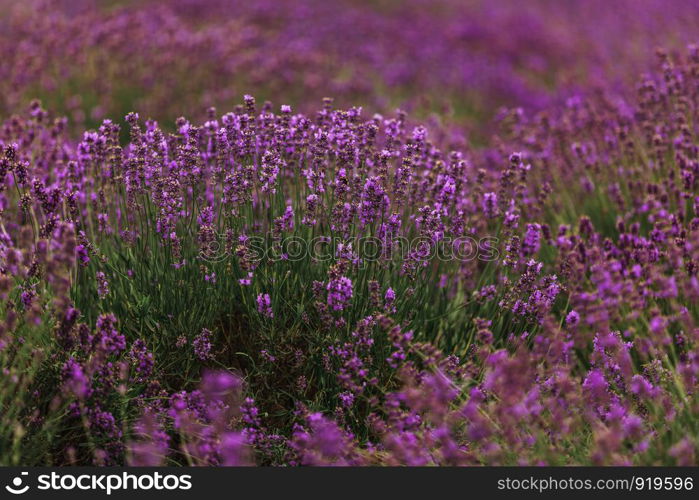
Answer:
xmin=193 ymin=328 xmax=213 ymax=360
xmin=327 ymin=277 xmax=353 ymax=311
xmin=521 ymin=223 xmax=541 ymax=256
xmin=96 ymin=313 xmax=126 ymax=355
xmin=256 ymin=293 xmax=273 ymax=318
xmin=129 ymin=339 xmax=155 ymax=382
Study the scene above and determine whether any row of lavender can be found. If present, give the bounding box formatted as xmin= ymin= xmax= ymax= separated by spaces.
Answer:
xmin=3 ymin=0 xmax=699 ymax=135
xmin=1 ymin=42 xmax=698 ymax=464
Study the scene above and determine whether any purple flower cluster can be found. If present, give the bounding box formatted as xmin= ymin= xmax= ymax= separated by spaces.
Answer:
xmin=256 ymin=294 xmax=273 ymax=319
xmin=326 ymin=277 xmax=353 ymax=312
xmin=193 ymin=328 xmax=213 ymax=361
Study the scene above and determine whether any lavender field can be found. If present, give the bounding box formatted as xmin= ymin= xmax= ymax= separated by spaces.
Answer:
xmin=0 ymin=0 xmax=698 ymax=466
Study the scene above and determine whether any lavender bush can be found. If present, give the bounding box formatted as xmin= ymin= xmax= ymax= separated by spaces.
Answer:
xmin=0 ymin=0 xmax=697 ymax=466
